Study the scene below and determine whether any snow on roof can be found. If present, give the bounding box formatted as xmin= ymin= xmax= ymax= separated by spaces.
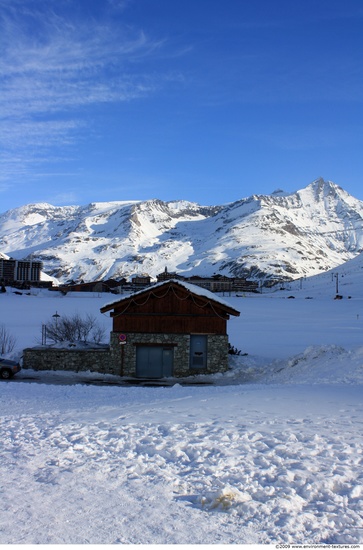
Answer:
xmin=173 ymin=280 xmax=239 ymax=311
xmin=101 ymin=279 xmax=240 ymax=315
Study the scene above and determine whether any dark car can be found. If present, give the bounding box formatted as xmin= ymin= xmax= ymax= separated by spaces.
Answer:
xmin=0 ymin=357 xmax=21 ymax=379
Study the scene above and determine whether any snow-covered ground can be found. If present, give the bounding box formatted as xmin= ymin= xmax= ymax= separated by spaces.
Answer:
xmin=0 ymin=268 xmax=362 ymax=544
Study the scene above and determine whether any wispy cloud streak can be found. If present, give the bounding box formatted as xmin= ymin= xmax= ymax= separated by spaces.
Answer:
xmin=0 ymin=1 xmax=165 ymax=183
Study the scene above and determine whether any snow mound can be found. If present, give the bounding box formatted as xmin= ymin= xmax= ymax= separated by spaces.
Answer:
xmin=228 ymin=345 xmax=363 ymax=386
xmin=266 ymin=345 xmax=363 ymax=385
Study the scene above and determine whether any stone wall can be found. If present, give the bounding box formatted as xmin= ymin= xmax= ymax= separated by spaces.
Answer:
xmin=206 ymin=334 xmax=229 ymax=373
xmin=23 ymin=346 xmax=113 ymax=374
xmin=110 ymin=332 xmax=229 ymax=377
xmin=22 ymin=333 xmax=230 ymax=377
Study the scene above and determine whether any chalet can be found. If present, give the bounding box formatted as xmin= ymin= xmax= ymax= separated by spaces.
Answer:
xmin=100 ymin=279 xmax=240 ymax=379
xmin=130 ymin=274 xmax=152 ymax=289
xmin=156 ymin=266 xmax=184 ymax=283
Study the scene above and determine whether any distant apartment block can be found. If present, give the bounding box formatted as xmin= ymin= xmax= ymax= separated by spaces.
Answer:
xmin=0 ymin=258 xmax=43 ymax=284
xmin=156 ymin=267 xmax=259 ymax=293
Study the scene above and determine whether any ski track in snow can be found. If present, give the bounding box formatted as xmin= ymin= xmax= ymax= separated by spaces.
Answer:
xmin=0 ymin=384 xmax=362 ymax=544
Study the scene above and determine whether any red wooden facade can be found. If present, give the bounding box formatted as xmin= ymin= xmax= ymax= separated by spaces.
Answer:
xmin=100 ymin=280 xmax=240 ymax=334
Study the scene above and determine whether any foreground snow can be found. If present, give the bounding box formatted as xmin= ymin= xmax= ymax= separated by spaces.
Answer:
xmin=0 ymin=284 xmax=363 ymax=544
xmin=1 ymin=380 xmax=362 ymax=544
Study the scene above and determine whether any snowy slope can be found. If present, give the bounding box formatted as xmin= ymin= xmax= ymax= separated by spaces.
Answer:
xmin=0 ymin=260 xmax=363 ymax=544
xmin=1 ymin=179 xmax=363 ymax=283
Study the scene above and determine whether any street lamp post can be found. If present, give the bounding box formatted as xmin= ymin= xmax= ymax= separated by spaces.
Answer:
xmin=335 ymin=273 xmax=339 ymax=294
xmin=52 ymin=311 xmax=60 ymax=330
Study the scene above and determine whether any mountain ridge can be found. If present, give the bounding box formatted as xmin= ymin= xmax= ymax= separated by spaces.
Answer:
xmin=1 ymin=178 xmax=363 ymax=283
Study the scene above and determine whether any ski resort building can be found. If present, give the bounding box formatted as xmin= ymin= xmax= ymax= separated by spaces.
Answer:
xmin=0 ymin=258 xmax=43 ymax=285
xmin=100 ymin=279 xmax=240 ymax=378
xmin=156 ymin=267 xmax=259 ymax=293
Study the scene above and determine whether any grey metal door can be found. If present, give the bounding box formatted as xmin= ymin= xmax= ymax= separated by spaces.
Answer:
xmin=190 ymin=335 xmax=207 ymax=369
xmin=136 ymin=346 xmax=174 ymax=378
xmin=161 ymin=347 xmax=173 ymax=377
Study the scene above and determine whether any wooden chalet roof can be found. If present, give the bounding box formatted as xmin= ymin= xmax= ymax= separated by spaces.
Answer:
xmin=100 ymin=279 xmax=240 ymax=317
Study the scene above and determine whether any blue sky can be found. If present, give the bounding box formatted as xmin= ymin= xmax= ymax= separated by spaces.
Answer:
xmin=1 ymin=0 xmax=363 ymax=212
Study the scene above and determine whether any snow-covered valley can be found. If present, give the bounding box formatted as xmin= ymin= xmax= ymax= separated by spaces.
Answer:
xmin=1 ymin=259 xmax=363 ymax=544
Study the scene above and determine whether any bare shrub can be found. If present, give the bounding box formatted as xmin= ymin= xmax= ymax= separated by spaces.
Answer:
xmin=0 ymin=324 xmax=17 ymax=355
xmin=44 ymin=313 xmax=106 ymax=344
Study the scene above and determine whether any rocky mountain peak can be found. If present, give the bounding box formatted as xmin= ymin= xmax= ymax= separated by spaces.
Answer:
xmin=1 ymin=180 xmax=363 ymax=284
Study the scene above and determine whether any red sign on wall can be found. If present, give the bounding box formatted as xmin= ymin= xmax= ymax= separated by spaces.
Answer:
xmin=118 ymin=333 xmax=127 ymax=344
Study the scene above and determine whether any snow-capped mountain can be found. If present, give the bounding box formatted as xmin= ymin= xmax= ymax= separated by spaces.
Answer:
xmin=1 ymin=178 xmax=363 ymax=283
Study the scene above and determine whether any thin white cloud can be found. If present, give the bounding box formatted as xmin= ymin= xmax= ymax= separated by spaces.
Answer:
xmin=0 ymin=1 xmax=169 ymax=183
xmin=0 ymin=182 xmax=11 ymax=194
xmin=1 ymin=119 xmax=85 ymax=148
xmin=46 ymin=191 xmax=79 ymax=206
xmin=0 ymin=10 xmax=161 ymax=118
